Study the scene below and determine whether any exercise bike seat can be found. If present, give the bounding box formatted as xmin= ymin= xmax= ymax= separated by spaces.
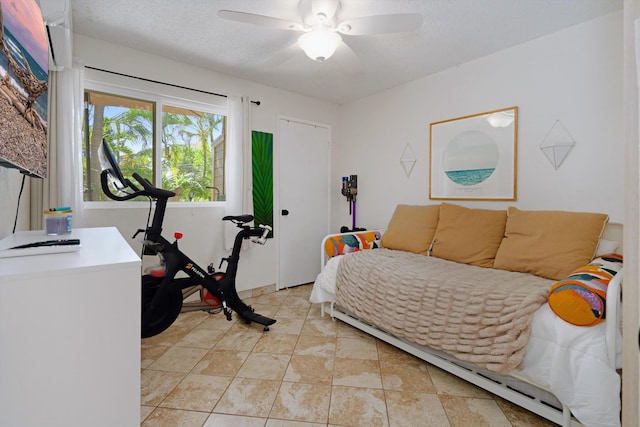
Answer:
xmin=222 ymin=214 xmax=254 ymax=225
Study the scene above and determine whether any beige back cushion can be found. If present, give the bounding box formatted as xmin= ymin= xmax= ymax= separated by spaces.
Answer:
xmin=381 ymin=204 xmax=440 ymax=255
xmin=493 ymin=207 xmax=609 ymax=280
xmin=430 ymin=203 xmax=507 ymax=268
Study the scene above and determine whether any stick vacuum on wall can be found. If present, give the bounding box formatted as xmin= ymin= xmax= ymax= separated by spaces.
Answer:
xmin=340 ymin=175 xmax=365 ymax=233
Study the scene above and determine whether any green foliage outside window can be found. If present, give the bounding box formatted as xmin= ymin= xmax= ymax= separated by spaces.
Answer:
xmin=83 ymin=89 xmax=226 ymax=202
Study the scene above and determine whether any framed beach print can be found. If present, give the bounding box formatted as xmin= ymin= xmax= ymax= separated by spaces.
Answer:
xmin=429 ymin=106 xmax=518 ymax=200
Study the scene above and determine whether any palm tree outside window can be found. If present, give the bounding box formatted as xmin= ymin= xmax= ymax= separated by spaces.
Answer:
xmin=83 ymin=89 xmax=226 ymax=202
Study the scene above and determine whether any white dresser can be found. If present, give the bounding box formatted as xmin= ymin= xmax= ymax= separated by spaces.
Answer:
xmin=0 ymin=227 xmax=141 ymax=427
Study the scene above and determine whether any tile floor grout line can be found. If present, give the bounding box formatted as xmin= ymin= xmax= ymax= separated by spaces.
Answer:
xmin=141 ymin=284 xmax=554 ymax=426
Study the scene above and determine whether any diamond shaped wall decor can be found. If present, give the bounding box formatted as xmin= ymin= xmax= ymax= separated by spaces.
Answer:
xmin=540 ymin=120 xmax=575 ymax=170
xmin=400 ymin=143 xmax=417 ymax=177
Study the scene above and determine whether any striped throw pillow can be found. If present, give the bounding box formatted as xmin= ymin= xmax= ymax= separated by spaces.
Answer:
xmin=548 ymin=254 xmax=623 ymax=326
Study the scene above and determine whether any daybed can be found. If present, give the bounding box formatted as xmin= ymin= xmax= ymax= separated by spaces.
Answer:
xmin=310 ymin=203 xmax=623 ymax=427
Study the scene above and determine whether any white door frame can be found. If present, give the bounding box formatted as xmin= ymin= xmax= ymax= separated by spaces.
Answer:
xmin=274 ymin=115 xmax=331 ymax=290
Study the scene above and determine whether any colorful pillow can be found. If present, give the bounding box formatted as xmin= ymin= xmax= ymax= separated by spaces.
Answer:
xmin=548 ymin=254 xmax=623 ymax=326
xmin=381 ymin=204 xmax=440 ymax=255
xmin=324 ymin=231 xmax=382 ymax=259
xmin=493 ymin=207 xmax=609 ymax=280
xmin=430 ymin=203 xmax=507 ymax=268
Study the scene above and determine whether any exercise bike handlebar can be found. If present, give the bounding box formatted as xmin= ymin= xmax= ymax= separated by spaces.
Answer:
xmin=131 ymin=172 xmax=177 ymax=199
xmin=100 ymin=170 xmax=145 ymax=201
xmin=250 ymin=225 xmax=272 ymax=245
xmin=100 ymin=170 xmax=176 ymax=201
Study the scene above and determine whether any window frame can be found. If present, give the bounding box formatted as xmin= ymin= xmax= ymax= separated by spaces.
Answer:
xmin=83 ymin=79 xmax=229 ymax=208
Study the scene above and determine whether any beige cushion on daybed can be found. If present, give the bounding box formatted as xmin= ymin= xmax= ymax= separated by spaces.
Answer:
xmin=493 ymin=207 xmax=609 ymax=280
xmin=430 ymin=202 xmax=508 ymax=268
xmin=381 ymin=204 xmax=440 ymax=255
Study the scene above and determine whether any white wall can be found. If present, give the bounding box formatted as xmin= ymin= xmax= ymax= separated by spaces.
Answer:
xmin=331 ymin=11 xmax=623 ymax=231
xmin=74 ymin=34 xmax=340 ymax=291
xmin=622 ymin=1 xmax=640 ymax=424
xmin=0 ymin=12 xmax=623 ymax=290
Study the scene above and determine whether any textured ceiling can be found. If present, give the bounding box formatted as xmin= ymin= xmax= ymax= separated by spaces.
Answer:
xmin=70 ymin=0 xmax=622 ymax=105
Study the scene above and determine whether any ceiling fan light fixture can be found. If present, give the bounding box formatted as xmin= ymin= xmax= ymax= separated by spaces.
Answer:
xmin=298 ymin=30 xmax=342 ymax=62
xmin=337 ymin=23 xmax=351 ymax=33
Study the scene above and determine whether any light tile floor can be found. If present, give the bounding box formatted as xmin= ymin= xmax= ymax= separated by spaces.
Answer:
xmin=141 ymin=284 xmax=556 ymax=427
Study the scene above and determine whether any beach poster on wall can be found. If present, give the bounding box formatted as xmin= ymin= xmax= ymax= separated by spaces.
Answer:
xmin=429 ymin=107 xmax=518 ymax=201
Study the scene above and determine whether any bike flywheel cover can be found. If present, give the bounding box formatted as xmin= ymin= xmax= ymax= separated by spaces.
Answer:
xmin=200 ymin=272 xmax=224 ymax=307
xmin=200 ymin=288 xmax=222 ymax=307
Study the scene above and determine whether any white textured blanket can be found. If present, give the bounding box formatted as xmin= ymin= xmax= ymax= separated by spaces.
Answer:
xmin=335 ymin=249 xmax=553 ymax=374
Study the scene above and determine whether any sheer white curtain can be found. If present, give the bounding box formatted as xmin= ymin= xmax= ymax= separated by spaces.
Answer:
xmin=31 ymin=61 xmax=85 ymax=229
xmin=224 ymin=95 xmax=253 ymax=250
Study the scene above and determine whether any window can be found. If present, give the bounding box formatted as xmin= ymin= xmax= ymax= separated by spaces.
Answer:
xmin=83 ymin=87 xmax=227 ymax=202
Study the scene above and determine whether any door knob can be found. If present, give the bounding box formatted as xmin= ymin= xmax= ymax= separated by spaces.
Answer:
xmin=282 ymin=209 xmax=289 ymax=216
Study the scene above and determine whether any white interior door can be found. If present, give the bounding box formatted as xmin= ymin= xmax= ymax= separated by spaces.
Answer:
xmin=277 ymin=118 xmax=330 ymax=289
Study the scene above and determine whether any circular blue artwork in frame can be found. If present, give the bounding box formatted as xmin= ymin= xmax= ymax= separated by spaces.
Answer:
xmin=443 ymin=130 xmax=499 ymax=186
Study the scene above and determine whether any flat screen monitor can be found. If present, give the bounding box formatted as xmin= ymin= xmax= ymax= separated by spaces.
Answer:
xmin=0 ymin=0 xmax=49 ymax=178
xmin=98 ymin=139 xmax=127 ymax=191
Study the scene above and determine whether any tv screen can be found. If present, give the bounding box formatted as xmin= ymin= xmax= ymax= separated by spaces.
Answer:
xmin=0 ymin=0 xmax=48 ymax=178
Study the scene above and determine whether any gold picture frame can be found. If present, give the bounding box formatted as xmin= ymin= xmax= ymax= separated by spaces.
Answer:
xmin=429 ymin=106 xmax=518 ymax=200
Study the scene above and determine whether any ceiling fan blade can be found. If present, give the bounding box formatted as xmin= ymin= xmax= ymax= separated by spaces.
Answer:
xmin=332 ymin=41 xmax=362 ymax=76
xmin=337 ymin=13 xmax=423 ymax=36
xmin=311 ymin=0 xmax=340 ymax=21
xmin=264 ymin=41 xmax=301 ymax=67
xmin=218 ymin=10 xmax=303 ymax=31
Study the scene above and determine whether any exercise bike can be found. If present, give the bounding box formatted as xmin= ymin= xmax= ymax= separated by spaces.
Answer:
xmin=98 ymin=140 xmax=276 ymax=338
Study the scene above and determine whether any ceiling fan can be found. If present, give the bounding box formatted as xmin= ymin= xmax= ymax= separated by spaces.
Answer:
xmin=218 ymin=0 xmax=423 ymax=72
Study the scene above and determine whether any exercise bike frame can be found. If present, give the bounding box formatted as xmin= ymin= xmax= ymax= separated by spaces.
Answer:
xmin=100 ymin=164 xmax=276 ymax=337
